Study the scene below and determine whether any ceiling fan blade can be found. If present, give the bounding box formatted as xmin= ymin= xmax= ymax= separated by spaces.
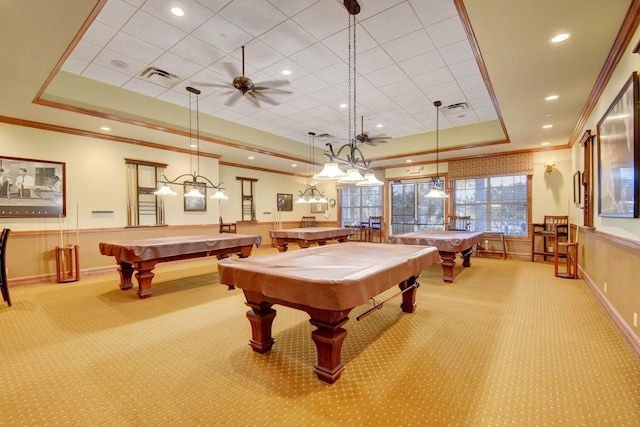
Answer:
xmin=253 ymin=79 xmax=290 ymax=89
xmin=224 ymin=90 xmax=242 ymax=106
xmin=253 ymin=92 xmax=280 ymax=106
xmin=246 ymin=92 xmax=260 ymax=107
xmin=221 ymin=62 xmax=241 ymax=79
xmin=253 ymin=88 xmax=293 ymax=95
xmin=190 ymin=81 xmax=230 ymax=89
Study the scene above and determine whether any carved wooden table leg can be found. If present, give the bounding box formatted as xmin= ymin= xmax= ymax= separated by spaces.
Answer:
xmin=399 ymin=275 xmax=419 ymax=313
xmin=134 ymin=260 xmax=158 ymax=299
xmin=309 ymin=317 xmax=349 ymax=384
xmin=237 ymin=245 xmax=254 ymax=258
xmin=439 ymin=251 xmax=456 ymax=283
xmin=117 ymin=262 xmax=135 ymax=290
xmin=273 ymin=238 xmax=288 ymax=252
xmin=298 ymin=240 xmax=311 ymax=249
xmin=244 ymin=293 xmax=276 ymax=353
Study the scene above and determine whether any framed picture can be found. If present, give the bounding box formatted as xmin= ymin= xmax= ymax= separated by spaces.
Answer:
xmin=0 ymin=155 xmax=66 ymax=217
xmin=277 ymin=193 xmax=293 ymax=211
xmin=597 ymin=72 xmax=639 ymax=218
xmin=310 ymin=202 xmax=328 ymax=213
xmin=573 ymin=171 xmax=582 ymax=205
xmin=184 ymin=181 xmax=206 ymax=212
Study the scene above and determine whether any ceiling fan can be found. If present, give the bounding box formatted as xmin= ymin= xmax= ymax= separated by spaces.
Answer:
xmin=355 ymin=116 xmax=391 ymax=146
xmin=192 ymin=46 xmax=292 ymax=108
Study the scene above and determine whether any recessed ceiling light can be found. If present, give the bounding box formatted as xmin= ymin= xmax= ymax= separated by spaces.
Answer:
xmin=545 ymin=94 xmax=559 ymax=101
xmin=110 ymin=60 xmax=128 ymax=69
xmin=248 ymin=156 xmax=255 ymax=160
xmin=340 ymin=103 xmax=348 ymax=109
xmin=550 ymin=33 xmax=571 ymax=43
xmin=545 ymin=113 xmax=552 ymax=117
xmin=190 ymin=144 xmax=197 ymax=148
xmin=292 ymin=164 xmax=297 ymax=168
xmin=376 ymin=124 xmax=383 ymax=128
xmin=406 ymin=159 xmax=412 ymax=163
xmin=543 ymin=124 xmax=553 ymax=129
xmin=100 ymin=126 xmax=111 ymax=131
xmin=282 ymin=70 xmax=291 ymax=76
xmin=541 ymin=142 xmax=550 ymax=146
xmin=171 ymin=7 xmax=184 ymax=16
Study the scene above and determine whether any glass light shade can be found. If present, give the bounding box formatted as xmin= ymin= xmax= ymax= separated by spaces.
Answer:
xmin=153 ymin=185 xmax=177 ymax=196
xmin=313 ymin=162 xmax=347 ymax=180
xmin=425 ymin=187 xmax=449 ymax=198
xmin=210 ymin=189 xmax=228 ymax=200
xmin=185 ymin=188 xmax=205 ymax=198
xmin=295 ymin=196 xmax=309 ymax=204
xmin=315 ymin=196 xmax=328 ymax=203
xmin=337 ymin=168 xmax=365 ymax=183
xmin=356 ymin=172 xmax=383 ymax=186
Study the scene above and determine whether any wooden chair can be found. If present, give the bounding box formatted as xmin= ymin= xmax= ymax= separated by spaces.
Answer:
xmin=1 ymin=228 xmax=11 ymax=307
xmin=300 ymin=216 xmax=317 ymax=228
xmin=369 ymin=216 xmax=383 ymax=243
xmin=531 ymin=215 xmax=568 ymax=262
xmin=219 ymin=217 xmax=237 ymax=234
xmin=446 ymin=215 xmax=471 ymax=231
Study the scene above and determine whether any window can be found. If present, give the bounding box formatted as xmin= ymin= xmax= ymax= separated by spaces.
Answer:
xmin=390 ymin=179 xmax=446 ymax=234
xmin=339 ymin=186 xmax=382 ymax=226
xmin=453 ymin=175 xmax=529 ymax=236
xmin=125 ymin=159 xmax=167 ymax=227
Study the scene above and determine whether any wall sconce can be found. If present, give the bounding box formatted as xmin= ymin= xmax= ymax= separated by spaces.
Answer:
xmin=545 ymin=162 xmax=556 ymax=174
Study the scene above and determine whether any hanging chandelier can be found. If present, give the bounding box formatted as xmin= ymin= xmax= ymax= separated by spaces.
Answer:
xmin=314 ymin=1 xmax=383 ymax=187
xmin=295 ymin=132 xmax=328 ymax=204
xmin=425 ymin=100 xmax=449 ymax=198
xmin=154 ymin=86 xmax=228 ymax=200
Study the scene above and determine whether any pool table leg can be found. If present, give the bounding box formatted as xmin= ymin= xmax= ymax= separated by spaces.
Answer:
xmin=399 ymin=275 xmax=419 ymax=313
xmin=461 ymin=247 xmax=474 ymax=267
xmin=439 ymin=251 xmax=456 ymax=283
xmin=134 ymin=260 xmax=158 ymax=299
xmin=309 ymin=317 xmax=348 ymax=384
xmin=244 ymin=299 xmax=277 ymax=353
xmin=117 ymin=262 xmax=134 ymax=291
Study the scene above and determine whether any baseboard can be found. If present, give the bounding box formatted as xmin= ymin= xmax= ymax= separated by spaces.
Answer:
xmin=580 ymin=266 xmax=640 ymax=361
xmin=8 ymin=265 xmax=116 ymax=287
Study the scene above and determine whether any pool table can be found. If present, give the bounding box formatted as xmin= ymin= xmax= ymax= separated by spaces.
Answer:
xmin=269 ymin=227 xmax=353 ymax=252
xmin=387 ymin=230 xmax=484 ymax=283
xmin=218 ymin=242 xmax=440 ymax=383
xmin=99 ymin=233 xmax=262 ymax=298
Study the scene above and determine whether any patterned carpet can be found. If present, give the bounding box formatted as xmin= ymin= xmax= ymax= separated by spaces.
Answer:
xmin=1 ymin=246 xmax=639 ymax=426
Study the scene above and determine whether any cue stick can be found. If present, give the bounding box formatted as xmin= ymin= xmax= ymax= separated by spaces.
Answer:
xmin=356 ymin=282 xmax=419 ymax=321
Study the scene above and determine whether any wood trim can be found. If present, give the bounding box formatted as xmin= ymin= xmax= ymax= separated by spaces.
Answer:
xmin=567 ymin=0 xmax=640 ymax=147
xmin=580 ymin=225 xmax=640 ymax=252
xmin=580 ymin=267 xmax=640 ymax=360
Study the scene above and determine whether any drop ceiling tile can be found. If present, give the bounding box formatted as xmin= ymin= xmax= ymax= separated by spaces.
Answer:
xmin=92 ymin=48 xmax=147 ymax=77
xmin=219 ymin=0 xmax=288 ymax=37
xmin=194 ymin=0 xmax=234 ymax=14
xmin=267 ymin=0 xmax=318 ymax=18
xmin=421 ymin=81 xmax=461 ymax=101
xmin=170 ymin=36 xmax=225 ymax=68
xmin=364 ymin=64 xmax=407 ymax=88
xmin=410 ymin=0 xmax=458 ymax=27
xmin=439 ymin=40 xmax=474 ymax=66
xmin=309 ymin=86 xmax=346 ymax=104
xmin=261 ymin=20 xmax=317 ymax=57
xmin=355 ymin=47 xmax=394 ymax=74
xmin=426 ymin=16 xmax=467 ymax=48
xmin=82 ymin=20 xmax=118 ymax=47
xmin=192 ymin=15 xmax=253 ymax=54
xmin=83 ymin=63 xmax=131 ymax=86
xmin=122 ymin=11 xmax=186 ymax=50
xmin=355 ymin=0 xmax=404 ymax=20
xmin=399 ymin=50 xmax=446 ymax=77
xmin=96 ymin=0 xmax=137 ymax=29
xmin=321 ymin=25 xmax=378 ymax=60
xmin=457 ymin=74 xmax=485 ymax=91
xmin=67 ymin=40 xmax=102 ymax=64
xmin=106 ymin=31 xmax=164 ymax=65
xmin=314 ymin=62 xmax=348 ymax=86
xmin=360 ymin=2 xmax=422 ymax=45
xmin=142 ymin=0 xmax=214 ymax=32
xmin=383 ymin=30 xmax=436 ymax=63
xmin=292 ymin=1 xmax=345 ymax=41
xmin=149 ymin=51 xmax=202 ymax=81
xmin=449 ymin=59 xmax=481 ymax=80
xmin=123 ymin=77 xmax=170 ymax=97
xmin=289 ymin=42 xmax=341 ymax=73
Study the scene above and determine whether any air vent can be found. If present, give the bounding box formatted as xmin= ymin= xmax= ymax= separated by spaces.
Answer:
xmin=139 ymin=66 xmax=180 ymax=88
xmin=441 ymin=102 xmax=469 ymax=115
xmin=316 ymin=133 xmax=335 ymax=140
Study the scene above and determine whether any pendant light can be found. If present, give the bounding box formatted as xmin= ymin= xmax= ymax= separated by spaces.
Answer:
xmin=425 ymin=100 xmax=449 ymax=198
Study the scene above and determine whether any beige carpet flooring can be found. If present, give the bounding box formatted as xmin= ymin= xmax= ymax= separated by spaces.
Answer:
xmin=1 ymin=246 xmax=640 ymax=426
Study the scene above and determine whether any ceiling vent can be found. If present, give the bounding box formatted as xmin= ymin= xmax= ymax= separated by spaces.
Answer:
xmin=139 ymin=66 xmax=180 ymax=88
xmin=316 ymin=133 xmax=335 ymax=140
xmin=441 ymin=102 xmax=469 ymax=115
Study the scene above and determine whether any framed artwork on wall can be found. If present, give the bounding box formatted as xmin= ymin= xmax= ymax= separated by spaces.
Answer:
xmin=310 ymin=202 xmax=328 ymax=213
xmin=597 ymin=71 xmax=639 ymax=218
xmin=184 ymin=181 xmax=207 ymax=212
xmin=573 ymin=171 xmax=582 ymax=205
xmin=0 ymin=155 xmax=66 ymax=217
xmin=277 ymin=193 xmax=293 ymax=211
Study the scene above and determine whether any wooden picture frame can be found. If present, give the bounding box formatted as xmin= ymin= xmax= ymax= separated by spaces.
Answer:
xmin=0 ymin=155 xmax=66 ymax=217
xmin=184 ymin=181 xmax=207 ymax=212
xmin=277 ymin=193 xmax=293 ymax=211
xmin=597 ymin=72 xmax=639 ymax=218
xmin=573 ymin=171 xmax=582 ymax=205
xmin=310 ymin=202 xmax=328 ymax=213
